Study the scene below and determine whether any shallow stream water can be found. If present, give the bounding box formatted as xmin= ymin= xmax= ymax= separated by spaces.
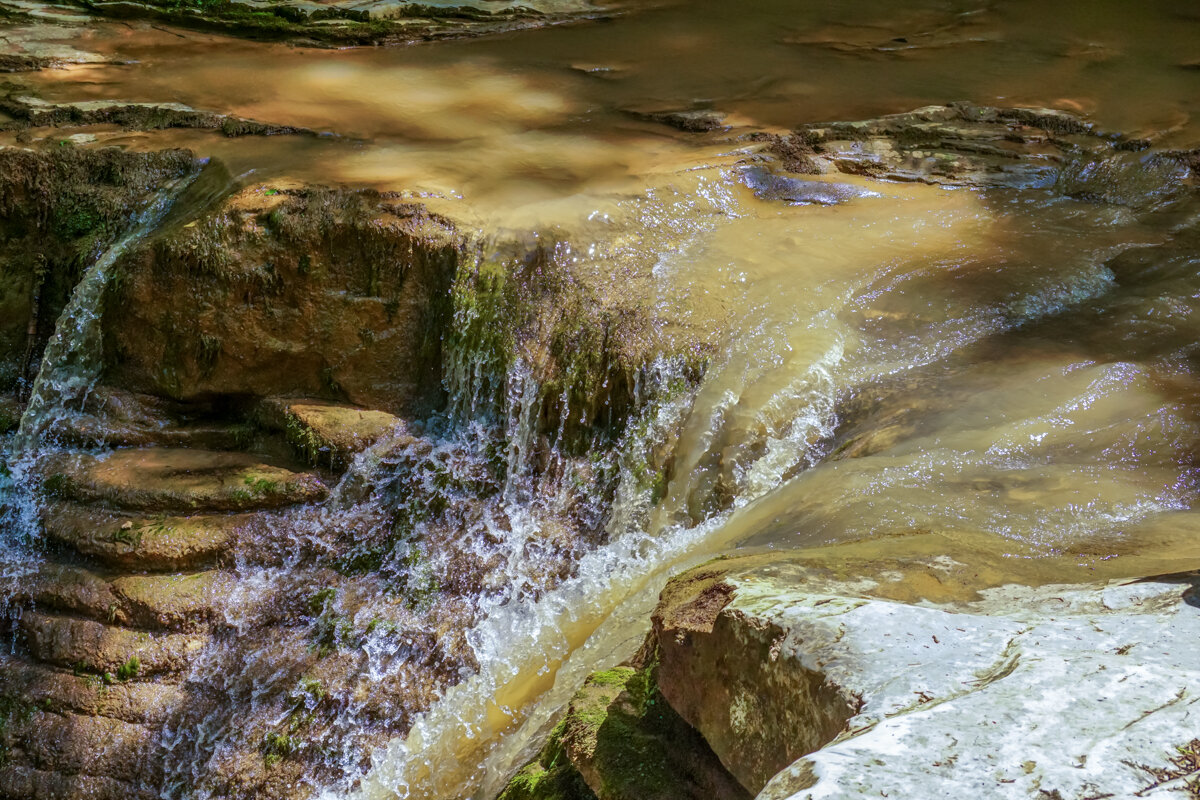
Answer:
xmin=3 ymin=0 xmax=1200 ymax=797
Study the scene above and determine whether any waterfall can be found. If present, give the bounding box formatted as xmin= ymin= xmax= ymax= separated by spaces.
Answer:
xmin=14 ymin=158 xmax=235 ymax=453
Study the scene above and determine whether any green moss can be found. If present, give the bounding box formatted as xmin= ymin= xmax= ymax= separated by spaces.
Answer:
xmin=498 ymin=718 xmax=598 ymax=800
xmin=285 ymin=413 xmax=328 ymax=467
xmin=261 ymin=730 xmax=297 ymax=768
xmin=500 ymin=657 xmax=746 ymax=800
xmin=41 ymin=472 xmax=70 ymax=498
xmin=243 ymin=475 xmax=281 ymax=495
xmin=115 ymin=655 xmax=140 ymax=681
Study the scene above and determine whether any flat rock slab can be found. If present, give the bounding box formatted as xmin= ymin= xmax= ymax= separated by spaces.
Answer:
xmin=41 ymin=503 xmax=249 ymax=570
xmin=20 ymin=611 xmax=208 ymax=676
xmin=0 ymin=764 xmax=157 ymax=800
xmin=40 ymin=448 xmax=327 ymax=513
xmin=652 ymin=557 xmax=1200 ymax=799
xmin=0 ymin=655 xmax=183 ymax=724
xmin=19 ymin=562 xmax=231 ymax=630
xmin=258 ymin=397 xmax=404 ymax=468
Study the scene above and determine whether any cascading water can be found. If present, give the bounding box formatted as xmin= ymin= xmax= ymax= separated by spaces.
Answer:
xmin=0 ymin=159 xmax=229 ymax=594
xmin=13 ymin=158 xmax=234 ymax=452
xmin=1 ymin=8 xmax=1198 ymax=790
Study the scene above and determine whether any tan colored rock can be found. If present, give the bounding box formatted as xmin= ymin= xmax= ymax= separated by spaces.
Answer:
xmin=21 ymin=563 xmax=128 ymax=625
xmin=651 ymin=556 xmax=1200 ymax=800
xmin=20 ymin=612 xmax=208 ymax=676
xmin=111 ymin=571 xmax=231 ymax=630
xmin=0 ymin=764 xmax=157 ymax=800
xmin=102 ymin=187 xmax=458 ymax=416
xmin=39 ymin=448 xmax=327 ymax=513
xmin=22 ymin=563 xmax=233 ymax=631
xmin=10 ymin=710 xmax=155 ymax=784
xmin=652 ymin=560 xmax=858 ymax=793
xmin=258 ymin=397 xmax=404 ymax=468
xmin=41 ymin=503 xmax=249 ymax=570
xmin=0 ymin=656 xmax=183 ymax=724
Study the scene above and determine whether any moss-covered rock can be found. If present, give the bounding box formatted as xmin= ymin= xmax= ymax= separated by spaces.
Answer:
xmin=0 ymin=146 xmax=197 ymax=396
xmin=256 ymin=397 xmax=404 ymax=469
xmin=102 ymin=186 xmax=458 ymax=416
xmin=498 ymin=664 xmax=749 ymax=800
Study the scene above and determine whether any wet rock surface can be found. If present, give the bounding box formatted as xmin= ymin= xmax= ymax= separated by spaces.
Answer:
xmin=101 ymin=185 xmax=460 ymax=416
xmin=752 ymin=102 xmax=1197 ymax=197
xmin=15 ymin=0 xmax=611 ymax=47
xmin=648 ymin=556 xmax=1200 ymax=800
xmin=0 ymin=147 xmax=197 ymax=396
xmin=498 ymin=664 xmax=749 ymax=800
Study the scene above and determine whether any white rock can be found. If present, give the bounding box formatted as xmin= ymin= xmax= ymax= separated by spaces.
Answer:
xmin=653 ymin=560 xmax=1200 ymax=799
xmin=755 ymin=575 xmax=1200 ymax=799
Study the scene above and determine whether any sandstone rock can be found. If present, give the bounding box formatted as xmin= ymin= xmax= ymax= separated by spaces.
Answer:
xmin=102 ymin=187 xmax=458 ymax=416
xmin=498 ymin=665 xmax=748 ymax=800
xmin=758 ymin=103 xmax=1191 ymax=205
xmin=9 ymin=710 xmax=155 ymax=783
xmin=40 ymin=503 xmax=249 ymax=570
xmin=652 ymin=556 xmax=1200 ymax=799
xmin=39 ymin=448 xmax=328 ymax=513
xmin=20 ymin=611 xmax=208 ymax=676
xmin=0 ymin=147 xmax=197 ymax=393
xmin=0 ymin=655 xmax=183 ymax=724
xmin=257 ymin=397 xmax=404 ymax=468
xmin=0 ymin=764 xmax=156 ymax=800
xmin=23 ymin=564 xmax=233 ymax=630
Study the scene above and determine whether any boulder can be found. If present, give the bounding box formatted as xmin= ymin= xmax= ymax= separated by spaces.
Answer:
xmin=256 ymin=397 xmax=404 ymax=468
xmin=498 ymin=664 xmax=748 ymax=800
xmin=38 ymin=448 xmax=328 ymax=513
xmin=652 ymin=556 xmax=1200 ymax=799
xmin=101 ymin=187 xmax=458 ymax=416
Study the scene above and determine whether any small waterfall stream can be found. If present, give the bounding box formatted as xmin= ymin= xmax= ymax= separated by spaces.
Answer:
xmin=1 ymin=3 xmax=1199 ymax=794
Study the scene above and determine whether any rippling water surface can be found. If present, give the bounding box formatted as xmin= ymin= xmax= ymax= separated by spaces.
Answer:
xmin=3 ymin=0 xmax=1200 ymax=797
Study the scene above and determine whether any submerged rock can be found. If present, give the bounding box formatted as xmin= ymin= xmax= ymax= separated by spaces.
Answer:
xmin=650 ymin=556 xmax=1200 ymax=799
xmin=737 ymin=165 xmax=878 ymax=206
xmin=753 ymin=103 xmax=1197 ymax=205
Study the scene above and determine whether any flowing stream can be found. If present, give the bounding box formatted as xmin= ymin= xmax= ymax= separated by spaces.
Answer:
xmin=1 ymin=0 xmax=1200 ymax=797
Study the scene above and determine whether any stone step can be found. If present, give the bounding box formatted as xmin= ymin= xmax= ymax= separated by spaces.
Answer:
xmin=47 ymin=413 xmax=246 ymax=451
xmin=0 ymin=764 xmax=157 ymax=800
xmin=46 ymin=385 xmax=245 ymax=451
xmin=21 ymin=564 xmax=232 ymax=631
xmin=257 ymin=396 xmax=405 ymax=469
xmin=39 ymin=447 xmax=328 ymax=513
xmin=0 ymin=656 xmax=183 ymax=725
xmin=7 ymin=710 xmax=158 ymax=785
xmin=19 ymin=612 xmax=208 ymax=677
xmin=41 ymin=503 xmax=249 ymax=570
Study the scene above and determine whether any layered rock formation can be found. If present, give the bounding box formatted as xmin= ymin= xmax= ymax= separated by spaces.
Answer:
xmin=503 ymin=555 xmax=1200 ymax=799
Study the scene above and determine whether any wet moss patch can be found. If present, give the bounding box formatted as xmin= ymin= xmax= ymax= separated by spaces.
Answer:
xmin=499 ymin=661 xmax=750 ymax=800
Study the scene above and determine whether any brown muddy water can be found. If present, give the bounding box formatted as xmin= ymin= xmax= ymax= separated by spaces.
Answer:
xmin=4 ymin=0 xmax=1200 ymax=797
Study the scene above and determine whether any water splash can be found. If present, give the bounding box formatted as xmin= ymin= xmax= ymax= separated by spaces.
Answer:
xmin=14 ymin=159 xmax=234 ymax=453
